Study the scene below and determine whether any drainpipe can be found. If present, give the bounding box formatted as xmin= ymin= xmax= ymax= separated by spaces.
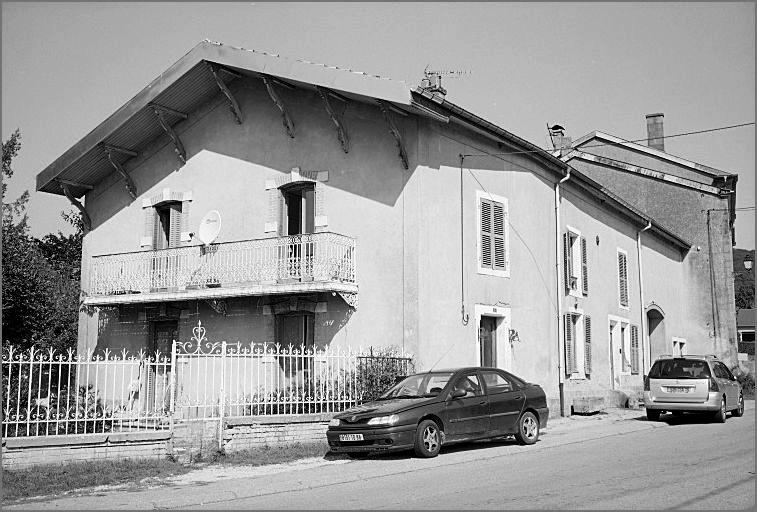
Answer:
xmin=637 ymin=221 xmax=652 ymax=376
xmin=554 ymin=169 xmax=571 ymax=416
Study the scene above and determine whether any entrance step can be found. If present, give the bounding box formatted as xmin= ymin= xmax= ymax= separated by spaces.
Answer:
xmin=571 ymin=396 xmax=606 ymax=415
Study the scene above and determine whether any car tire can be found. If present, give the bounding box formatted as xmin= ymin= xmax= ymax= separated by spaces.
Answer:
xmin=646 ymin=409 xmax=661 ymax=421
xmin=414 ymin=419 xmax=441 ymax=458
xmin=514 ymin=411 xmax=540 ymax=445
xmin=732 ymin=393 xmax=745 ymax=417
xmin=712 ymin=396 xmax=727 ymax=423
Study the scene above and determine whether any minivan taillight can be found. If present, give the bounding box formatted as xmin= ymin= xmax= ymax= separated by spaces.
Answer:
xmin=643 ymin=375 xmax=650 ymax=391
xmin=709 ymin=377 xmax=719 ymax=392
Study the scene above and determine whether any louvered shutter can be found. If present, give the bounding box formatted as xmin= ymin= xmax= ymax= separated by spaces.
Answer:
xmin=618 ymin=252 xmax=629 ymax=307
xmin=563 ymin=233 xmax=571 ymax=294
xmin=581 ymin=236 xmax=589 ymax=296
xmin=481 ymin=199 xmax=493 ymax=269
xmin=168 ymin=203 xmax=182 ymax=248
xmin=584 ymin=315 xmax=592 ymax=375
xmin=492 ymin=201 xmax=506 ymax=270
xmin=564 ymin=314 xmax=575 ymax=375
xmin=142 ymin=207 xmax=156 ymax=247
xmin=630 ymin=325 xmax=639 ymax=374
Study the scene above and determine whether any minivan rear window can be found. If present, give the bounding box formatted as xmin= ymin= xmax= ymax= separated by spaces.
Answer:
xmin=648 ymin=359 xmax=712 ymax=379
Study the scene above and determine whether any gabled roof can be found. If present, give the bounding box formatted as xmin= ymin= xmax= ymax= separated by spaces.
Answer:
xmin=570 ymin=131 xmax=736 ymax=180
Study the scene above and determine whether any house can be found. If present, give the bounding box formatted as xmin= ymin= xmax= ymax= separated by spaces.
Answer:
xmin=737 ymin=309 xmax=755 ymax=374
xmin=558 ymin=115 xmax=740 ymax=370
xmin=34 ymin=41 xmax=733 ymax=419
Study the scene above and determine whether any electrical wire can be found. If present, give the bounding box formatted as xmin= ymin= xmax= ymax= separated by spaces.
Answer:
xmin=461 ymin=121 xmax=755 ymax=158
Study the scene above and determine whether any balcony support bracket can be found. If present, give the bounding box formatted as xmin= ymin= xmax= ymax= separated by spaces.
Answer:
xmin=151 ymin=105 xmax=187 ymax=165
xmin=104 ymin=147 xmax=137 ymax=200
xmin=207 ymin=63 xmax=243 ymax=125
xmin=377 ymin=100 xmax=408 ymax=170
xmin=262 ymin=75 xmax=295 ymax=138
xmin=337 ymin=291 xmax=358 ymax=310
xmin=316 ymin=86 xmax=349 ymax=153
xmin=204 ymin=298 xmax=227 ymax=316
xmin=59 ymin=182 xmax=92 ymax=231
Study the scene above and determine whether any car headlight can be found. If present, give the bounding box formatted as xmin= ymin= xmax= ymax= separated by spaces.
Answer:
xmin=329 ymin=418 xmax=341 ymax=427
xmin=367 ymin=414 xmax=399 ymax=426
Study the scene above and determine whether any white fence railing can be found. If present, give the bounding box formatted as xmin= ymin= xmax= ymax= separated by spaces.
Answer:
xmin=89 ymin=233 xmax=356 ymax=297
xmin=1 ymin=341 xmax=413 ymax=438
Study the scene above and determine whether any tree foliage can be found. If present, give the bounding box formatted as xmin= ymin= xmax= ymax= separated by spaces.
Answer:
xmin=2 ymin=130 xmax=83 ymax=351
xmin=733 ymin=248 xmax=755 ymax=311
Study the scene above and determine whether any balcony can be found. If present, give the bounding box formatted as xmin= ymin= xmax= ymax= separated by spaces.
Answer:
xmin=85 ymin=232 xmax=357 ymax=305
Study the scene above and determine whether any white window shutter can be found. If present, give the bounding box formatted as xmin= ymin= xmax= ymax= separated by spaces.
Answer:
xmin=618 ymin=252 xmax=629 ymax=307
xmin=564 ymin=314 xmax=575 ymax=375
xmin=480 ymin=199 xmax=493 ymax=269
xmin=581 ymin=236 xmax=589 ymax=296
xmin=563 ymin=233 xmax=571 ymax=294
xmin=630 ymin=325 xmax=639 ymax=374
xmin=142 ymin=207 xmax=155 ymax=247
xmin=584 ymin=315 xmax=592 ymax=375
xmin=492 ymin=201 xmax=506 ymax=270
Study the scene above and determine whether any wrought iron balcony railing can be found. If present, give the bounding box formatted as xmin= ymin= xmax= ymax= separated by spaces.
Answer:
xmin=89 ymin=232 xmax=356 ymax=298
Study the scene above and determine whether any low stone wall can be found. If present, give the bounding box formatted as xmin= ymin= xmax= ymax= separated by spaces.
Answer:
xmin=1 ymin=431 xmax=172 ymax=470
xmin=223 ymin=414 xmax=332 ymax=453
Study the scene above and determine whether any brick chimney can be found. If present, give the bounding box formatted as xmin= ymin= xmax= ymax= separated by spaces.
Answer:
xmin=646 ymin=113 xmax=665 ymax=152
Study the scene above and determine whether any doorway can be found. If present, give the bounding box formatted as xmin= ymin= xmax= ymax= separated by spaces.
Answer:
xmin=479 ymin=316 xmax=498 ymax=367
xmin=280 ymin=184 xmax=315 ymax=280
xmin=275 ymin=313 xmax=315 ymax=387
xmin=147 ymin=320 xmax=177 ymax=413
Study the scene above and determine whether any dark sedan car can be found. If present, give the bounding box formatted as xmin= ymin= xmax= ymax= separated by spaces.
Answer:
xmin=326 ymin=367 xmax=549 ymax=458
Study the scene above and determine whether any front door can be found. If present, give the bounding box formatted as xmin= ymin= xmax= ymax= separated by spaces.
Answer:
xmin=275 ymin=313 xmax=315 ymax=387
xmin=148 ymin=320 xmax=177 ymax=413
xmin=446 ymin=372 xmax=490 ymax=438
xmin=609 ymin=322 xmax=621 ymax=389
xmin=479 ymin=316 xmax=497 ymax=367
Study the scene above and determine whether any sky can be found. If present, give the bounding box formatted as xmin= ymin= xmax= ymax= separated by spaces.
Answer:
xmin=2 ymin=2 xmax=755 ymax=248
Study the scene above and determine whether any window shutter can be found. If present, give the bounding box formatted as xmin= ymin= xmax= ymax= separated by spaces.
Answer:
xmin=492 ymin=201 xmax=506 ymax=270
xmin=480 ymin=199 xmax=493 ymax=269
xmin=581 ymin=236 xmax=589 ymax=296
xmin=564 ymin=314 xmax=575 ymax=375
xmin=180 ymin=200 xmax=191 ymax=243
xmin=141 ymin=207 xmax=156 ymax=247
xmin=563 ymin=232 xmax=571 ymax=294
xmin=168 ymin=203 xmax=182 ymax=248
xmin=618 ymin=252 xmax=629 ymax=307
xmin=630 ymin=324 xmax=639 ymax=374
xmin=584 ymin=315 xmax=592 ymax=375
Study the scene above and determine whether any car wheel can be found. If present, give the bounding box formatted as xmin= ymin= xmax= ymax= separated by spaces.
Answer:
xmin=413 ymin=419 xmax=441 ymax=458
xmin=514 ymin=411 xmax=539 ymax=445
xmin=646 ymin=409 xmax=661 ymax=421
xmin=732 ymin=393 xmax=745 ymax=417
xmin=712 ymin=396 xmax=727 ymax=423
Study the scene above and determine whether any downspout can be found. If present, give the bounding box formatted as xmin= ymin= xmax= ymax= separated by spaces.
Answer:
xmin=460 ymin=154 xmax=469 ymax=326
xmin=555 ymin=169 xmax=571 ymax=417
xmin=637 ymin=221 xmax=652 ymax=376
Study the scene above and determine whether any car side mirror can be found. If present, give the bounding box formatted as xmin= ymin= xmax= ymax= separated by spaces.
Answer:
xmin=449 ymin=389 xmax=466 ymax=400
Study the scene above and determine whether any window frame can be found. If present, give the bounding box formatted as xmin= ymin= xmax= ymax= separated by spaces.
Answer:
xmin=564 ymin=226 xmax=584 ymax=298
xmin=565 ymin=309 xmax=589 ymax=379
xmin=476 ymin=190 xmax=510 ymax=278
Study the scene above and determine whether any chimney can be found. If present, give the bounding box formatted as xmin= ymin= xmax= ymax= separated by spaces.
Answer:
xmin=548 ymin=124 xmax=572 ymax=156
xmin=646 ymin=113 xmax=665 ymax=152
xmin=420 ymin=71 xmax=447 ymax=97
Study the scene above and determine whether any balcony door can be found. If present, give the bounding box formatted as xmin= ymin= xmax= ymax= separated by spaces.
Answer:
xmin=152 ymin=202 xmax=182 ymax=290
xmin=281 ymin=185 xmax=315 ymax=280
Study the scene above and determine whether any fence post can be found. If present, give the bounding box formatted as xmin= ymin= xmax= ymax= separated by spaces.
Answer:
xmin=169 ymin=339 xmax=177 ymax=433
xmin=218 ymin=340 xmax=227 ymax=452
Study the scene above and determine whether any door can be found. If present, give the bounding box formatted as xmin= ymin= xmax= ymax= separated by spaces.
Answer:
xmin=481 ymin=370 xmax=524 ymax=433
xmin=281 ymin=185 xmax=315 ymax=279
xmin=479 ymin=316 xmax=497 ymax=367
xmin=275 ymin=313 xmax=315 ymax=388
xmin=446 ymin=372 xmax=490 ymax=438
xmin=151 ymin=202 xmax=181 ymax=289
xmin=147 ymin=320 xmax=177 ymax=414
xmin=715 ymin=362 xmax=738 ymax=408
xmin=609 ymin=322 xmax=621 ymax=389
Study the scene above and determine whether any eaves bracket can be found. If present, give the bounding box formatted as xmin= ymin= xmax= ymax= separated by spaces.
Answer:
xmin=336 ymin=291 xmax=358 ymax=310
xmin=262 ymin=75 xmax=295 ymax=138
xmin=316 ymin=86 xmax=349 ymax=153
xmin=207 ymin=62 xmax=243 ymax=125
xmin=59 ymin=181 xmax=92 ymax=231
xmin=377 ymin=99 xmax=409 ymax=170
xmin=103 ymin=146 xmax=137 ymax=200
xmin=150 ymin=104 xmax=187 ymax=165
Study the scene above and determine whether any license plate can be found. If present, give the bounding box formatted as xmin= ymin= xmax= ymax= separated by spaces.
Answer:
xmin=339 ymin=434 xmax=364 ymax=442
xmin=666 ymin=386 xmax=691 ymax=393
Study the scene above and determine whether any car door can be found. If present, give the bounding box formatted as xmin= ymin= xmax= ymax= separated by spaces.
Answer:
xmin=445 ymin=372 xmax=490 ymax=438
xmin=481 ymin=370 xmax=524 ymax=433
xmin=716 ymin=362 xmax=738 ymax=407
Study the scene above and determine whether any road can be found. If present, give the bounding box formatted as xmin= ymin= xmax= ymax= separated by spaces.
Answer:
xmin=7 ymin=406 xmax=755 ymax=510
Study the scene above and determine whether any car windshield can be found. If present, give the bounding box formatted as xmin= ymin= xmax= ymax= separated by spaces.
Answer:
xmin=649 ymin=359 xmax=712 ymax=379
xmin=378 ymin=372 xmax=454 ymax=399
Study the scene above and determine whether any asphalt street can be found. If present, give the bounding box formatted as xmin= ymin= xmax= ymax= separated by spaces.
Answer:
xmin=6 ymin=403 xmax=755 ymax=510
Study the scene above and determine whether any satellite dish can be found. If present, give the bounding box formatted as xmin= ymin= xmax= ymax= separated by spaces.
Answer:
xmin=198 ymin=210 xmax=222 ymax=246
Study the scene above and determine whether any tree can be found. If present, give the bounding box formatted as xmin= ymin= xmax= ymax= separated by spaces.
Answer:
xmin=2 ymin=130 xmax=83 ymax=351
xmin=733 ymin=248 xmax=755 ymax=311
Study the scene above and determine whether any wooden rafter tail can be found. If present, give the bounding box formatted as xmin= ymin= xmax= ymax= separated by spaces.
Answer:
xmin=316 ymin=86 xmax=349 ymax=153
xmin=207 ymin=62 xmax=243 ymax=125
xmin=59 ymin=182 xmax=92 ymax=231
xmin=152 ymin=107 xmax=187 ymax=165
xmin=104 ymin=147 xmax=137 ymax=200
xmin=377 ymin=100 xmax=409 ymax=170
xmin=262 ymin=75 xmax=295 ymax=138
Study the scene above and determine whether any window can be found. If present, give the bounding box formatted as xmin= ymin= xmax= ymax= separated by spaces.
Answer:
xmin=672 ymin=338 xmax=687 ymax=357
xmin=281 ymin=183 xmax=315 ymax=235
xmin=564 ymin=312 xmax=590 ymax=378
xmin=617 ymin=249 xmax=629 ymax=308
xmin=153 ymin=202 xmax=182 ymax=249
xmin=563 ymin=228 xmax=588 ymax=296
xmin=481 ymin=370 xmax=515 ymax=394
xmin=453 ymin=374 xmax=483 ymax=398
xmin=477 ymin=191 xmax=509 ymax=277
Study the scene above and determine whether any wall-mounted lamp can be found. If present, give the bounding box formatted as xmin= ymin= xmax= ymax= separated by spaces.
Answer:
xmin=744 ymin=253 xmax=753 ymax=271
xmin=595 ymin=235 xmax=600 ymax=246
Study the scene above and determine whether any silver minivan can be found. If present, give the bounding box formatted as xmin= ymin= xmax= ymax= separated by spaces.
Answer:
xmin=643 ymin=355 xmax=744 ymax=422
